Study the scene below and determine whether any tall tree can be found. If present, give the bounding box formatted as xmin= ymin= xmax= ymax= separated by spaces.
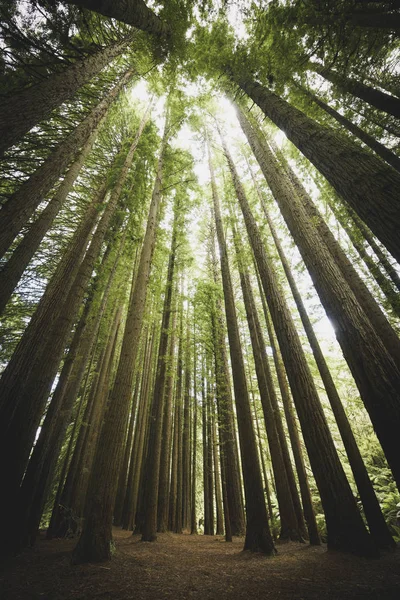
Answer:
xmin=0 ymin=38 xmax=131 ymax=156
xmin=236 ymin=106 xmax=400 ymax=493
xmin=219 ymin=132 xmax=376 ymax=557
xmin=142 ymin=191 xmax=179 ymax=542
xmin=0 ymin=69 xmax=133 ymax=259
xmin=208 ymin=134 xmax=275 ymax=554
xmin=72 ymin=107 xmax=169 ymax=563
xmin=227 ymin=75 xmax=400 ymax=262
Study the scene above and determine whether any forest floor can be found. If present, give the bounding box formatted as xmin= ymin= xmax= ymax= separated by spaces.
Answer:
xmin=1 ymin=528 xmax=400 ymax=600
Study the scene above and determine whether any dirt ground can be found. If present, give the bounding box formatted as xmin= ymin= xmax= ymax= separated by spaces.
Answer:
xmin=1 ymin=528 xmax=400 ymax=600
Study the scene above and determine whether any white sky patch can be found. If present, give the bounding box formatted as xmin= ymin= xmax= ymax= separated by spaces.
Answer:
xmin=227 ymin=1 xmax=250 ymax=41
xmin=274 ymin=130 xmax=287 ymax=148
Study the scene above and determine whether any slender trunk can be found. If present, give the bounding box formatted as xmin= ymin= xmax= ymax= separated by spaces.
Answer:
xmin=332 ymin=206 xmax=400 ymax=317
xmin=142 ymin=196 xmax=178 ymax=542
xmin=230 ymin=77 xmax=400 ymax=262
xmin=4 ymin=165 xmax=127 ymax=553
xmin=349 ymin=211 xmax=400 ymax=293
xmin=190 ymin=336 xmax=198 ymax=535
xmin=303 ymin=87 xmax=400 ymax=173
xmin=273 ymin=149 xmax=400 ymax=364
xmin=157 ymin=292 xmax=177 ymax=532
xmin=0 ymin=70 xmax=133 ymax=258
xmin=70 ymin=307 xmax=122 ymax=520
xmin=240 ymin=111 xmax=400 ymax=494
xmin=212 ymin=412 xmax=224 ymax=536
xmin=122 ymin=325 xmax=155 ymax=531
xmin=201 ymin=370 xmax=211 ymax=535
xmin=209 ymin=238 xmax=245 ymax=537
xmin=255 ymin=268 xmax=320 ymax=546
xmin=0 ymin=188 xmax=103 ymax=536
xmin=258 ymin=187 xmax=394 ymax=549
xmin=232 ymin=222 xmax=303 ymax=541
xmin=221 ymin=132 xmax=376 ymax=556
xmin=66 ymin=0 xmax=170 ymax=34
xmin=208 ymin=137 xmax=275 ymax=554
xmin=72 ymin=113 xmax=167 ymax=563
xmin=206 ymin=379 xmax=215 ymax=535
xmin=113 ymin=372 xmax=141 ymax=526
xmin=182 ymin=321 xmax=192 ymax=532
xmin=175 ymin=314 xmax=185 ymax=534
xmin=0 ymin=127 xmax=99 ymax=315
xmin=168 ymin=316 xmax=183 ymax=533
xmin=0 ymin=40 xmax=130 ymax=156
xmin=311 ymin=63 xmax=400 ymax=118
xmin=46 ymin=382 xmax=88 ymax=539
xmin=254 ymin=406 xmax=274 ymax=529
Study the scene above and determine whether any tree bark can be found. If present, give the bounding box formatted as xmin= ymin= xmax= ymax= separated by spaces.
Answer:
xmin=157 ymin=290 xmax=177 ymax=532
xmin=230 ymin=76 xmax=400 ymax=262
xmin=302 ymin=87 xmax=400 ymax=173
xmin=221 ymin=131 xmax=376 ymax=557
xmin=66 ymin=0 xmax=170 ymax=35
xmin=142 ymin=194 xmax=178 ymax=542
xmin=0 ymin=69 xmax=133 ymax=260
xmin=254 ymin=269 xmax=321 ymax=546
xmin=0 ymin=40 xmax=129 ymax=156
xmin=0 ymin=126 xmax=99 ymax=316
xmin=256 ymin=181 xmax=395 ymax=549
xmin=311 ymin=63 xmax=400 ymax=118
xmin=231 ymin=220 xmax=304 ymax=542
xmin=209 ymin=235 xmax=245 ymax=537
xmin=209 ymin=137 xmax=275 ymax=554
xmin=72 ymin=111 xmax=167 ymax=563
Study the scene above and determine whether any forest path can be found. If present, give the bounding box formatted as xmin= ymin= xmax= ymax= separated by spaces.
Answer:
xmin=1 ymin=527 xmax=400 ymax=599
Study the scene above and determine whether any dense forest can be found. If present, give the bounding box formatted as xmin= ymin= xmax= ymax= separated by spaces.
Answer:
xmin=1 ymin=0 xmax=400 ymax=597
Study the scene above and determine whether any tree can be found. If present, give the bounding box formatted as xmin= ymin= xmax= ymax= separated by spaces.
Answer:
xmin=220 ymin=131 xmax=376 ymax=557
xmin=72 ymin=106 xmax=169 ymax=563
xmin=208 ymin=134 xmax=275 ymax=554
xmin=226 ymin=74 xmax=400 ymax=263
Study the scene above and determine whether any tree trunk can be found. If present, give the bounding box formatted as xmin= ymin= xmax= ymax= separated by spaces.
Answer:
xmin=201 ymin=369 xmax=211 ymax=535
xmin=121 ymin=325 xmax=155 ymax=531
xmin=231 ymin=220 xmax=303 ymax=542
xmin=208 ymin=137 xmax=275 ymax=554
xmin=0 ymin=40 xmax=129 ymax=156
xmin=0 ymin=69 xmax=133 ymax=259
xmin=66 ymin=0 xmax=170 ymax=34
xmin=303 ymin=87 xmax=400 ymax=173
xmin=212 ymin=412 xmax=224 ymax=536
xmin=72 ymin=111 xmax=167 ymax=563
xmin=311 ymin=63 xmax=400 ymax=118
xmin=254 ymin=269 xmax=321 ymax=546
xmin=349 ymin=211 xmax=400 ymax=292
xmin=237 ymin=107 xmax=400 ymax=493
xmin=209 ymin=236 xmax=246 ymax=537
xmin=0 ymin=187 xmax=104 ymax=542
xmin=142 ymin=194 xmax=178 ymax=542
xmin=206 ymin=380 xmax=215 ymax=535
xmin=257 ymin=182 xmax=395 ymax=549
xmin=113 ymin=372 xmax=141 ymax=526
xmin=275 ymin=152 xmax=400 ymax=365
xmin=157 ymin=291 xmax=177 ymax=532
xmin=330 ymin=204 xmax=400 ymax=318
xmin=182 ymin=321 xmax=192 ymax=532
xmin=190 ymin=335 xmax=198 ymax=536
xmin=221 ymin=130 xmax=376 ymax=557
xmin=0 ymin=126 xmax=99 ymax=316
xmin=169 ymin=315 xmax=183 ymax=533
xmin=230 ymin=76 xmax=400 ymax=262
